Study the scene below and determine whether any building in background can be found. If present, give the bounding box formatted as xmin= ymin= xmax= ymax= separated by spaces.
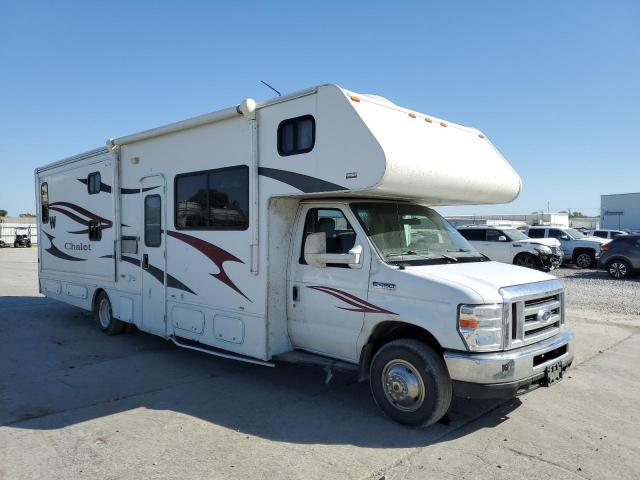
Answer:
xmin=0 ymin=216 xmax=38 ymax=245
xmin=601 ymin=193 xmax=640 ymax=231
xmin=445 ymin=212 xmax=570 ymax=228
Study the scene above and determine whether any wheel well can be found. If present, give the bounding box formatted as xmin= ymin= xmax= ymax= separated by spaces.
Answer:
xmin=513 ymin=251 xmax=535 ymax=261
xmin=572 ymin=248 xmax=595 ymax=259
xmin=91 ymin=288 xmax=106 ymax=312
xmin=358 ymin=321 xmax=443 ymax=381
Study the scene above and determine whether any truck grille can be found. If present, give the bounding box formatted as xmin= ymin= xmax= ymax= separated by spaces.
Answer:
xmin=501 ymin=280 xmax=565 ymax=350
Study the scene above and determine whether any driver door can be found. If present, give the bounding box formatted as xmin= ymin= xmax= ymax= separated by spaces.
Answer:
xmin=288 ymin=206 xmax=371 ymax=362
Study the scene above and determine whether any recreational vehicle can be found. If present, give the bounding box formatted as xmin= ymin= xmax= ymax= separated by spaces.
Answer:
xmin=35 ymin=85 xmax=573 ymax=426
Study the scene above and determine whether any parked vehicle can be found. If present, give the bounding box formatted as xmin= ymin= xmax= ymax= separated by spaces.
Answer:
xmin=586 ymin=229 xmax=628 ymax=240
xmin=598 ymin=235 xmax=640 ymax=279
xmin=35 ymin=84 xmax=573 ymax=427
xmin=526 ymin=226 xmax=607 ymax=268
xmin=0 ymin=239 xmax=7 ymax=248
xmin=13 ymin=227 xmax=32 ymax=248
xmin=457 ymin=225 xmax=562 ymax=271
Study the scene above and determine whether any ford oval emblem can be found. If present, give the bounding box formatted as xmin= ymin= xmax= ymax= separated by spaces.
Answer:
xmin=538 ymin=309 xmax=552 ymax=321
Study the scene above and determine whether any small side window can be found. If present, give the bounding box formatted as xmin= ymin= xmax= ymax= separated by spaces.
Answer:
xmin=278 ymin=115 xmax=315 ymax=156
xmin=145 ymin=195 xmax=162 ymax=247
xmin=486 ymin=229 xmax=502 ymax=242
xmin=527 ymin=229 xmax=545 ymax=238
xmin=40 ymin=182 xmax=49 ymax=223
xmin=88 ymin=219 xmax=102 ymax=241
xmin=87 ymin=172 xmax=101 ymax=194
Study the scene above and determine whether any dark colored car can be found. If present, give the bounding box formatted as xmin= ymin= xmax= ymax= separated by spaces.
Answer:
xmin=598 ymin=235 xmax=640 ymax=279
xmin=13 ymin=233 xmax=32 ymax=248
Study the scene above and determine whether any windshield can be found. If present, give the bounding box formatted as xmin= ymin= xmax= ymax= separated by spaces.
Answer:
xmin=566 ymin=228 xmax=586 ymax=238
xmin=350 ymin=202 xmax=485 ymax=264
xmin=502 ymin=229 xmax=529 ymax=241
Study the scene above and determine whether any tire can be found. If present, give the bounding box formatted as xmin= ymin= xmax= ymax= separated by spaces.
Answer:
xmin=95 ymin=291 xmax=126 ymax=335
xmin=514 ymin=253 xmax=542 ymax=270
xmin=574 ymin=250 xmax=595 ymax=269
xmin=607 ymin=259 xmax=631 ymax=279
xmin=370 ymin=339 xmax=452 ymax=427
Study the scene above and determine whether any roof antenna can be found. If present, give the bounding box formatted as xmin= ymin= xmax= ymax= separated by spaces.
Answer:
xmin=260 ymin=80 xmax=281 ymax=97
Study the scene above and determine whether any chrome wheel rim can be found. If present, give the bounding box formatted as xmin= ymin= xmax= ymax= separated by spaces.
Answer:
xmin=381 ymin=359 xmax=425 ymax=412
xmin=609 ymin=262 xmax=627 ymax=278
xmin=576 ymin=253 xmax=591 ymax=268
xmin=98 ymin=299 xmax=111 ymax=328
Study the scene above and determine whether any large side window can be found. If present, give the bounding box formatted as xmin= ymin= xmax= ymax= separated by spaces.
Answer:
xmin=459 ymin=229 xmax=485 ymax=241
xmin=278 ymin=115 xmax=315 ymax=156
xmin=548 ymin=229 xmax=564 ymax=239
xmin=40 ymin=182 xmax=49 ymax=223
xmin=486 ymin=229 xmax=503 ymax=242
xmin=145 ymin=195 xmax=161 ymax=247
xmin=175 ymin=165 xmax=249 ymax=230
xmin=300 ymin=208 xmax=356 ymax=266
xmin=527 ymin=229 xmax=545 ymax=238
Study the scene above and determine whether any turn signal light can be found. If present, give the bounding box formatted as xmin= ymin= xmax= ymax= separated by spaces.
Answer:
xmin=349 ymin=95 xmax=361 ymax=102
xmin=459 ymin=319 xmax=479 ymax=329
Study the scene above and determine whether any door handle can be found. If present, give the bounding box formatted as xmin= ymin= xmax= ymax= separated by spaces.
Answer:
xmin=142 ymin=254 xmax=149 ymax=270
xmin=292 ymin=285 xmax=299 ymax=301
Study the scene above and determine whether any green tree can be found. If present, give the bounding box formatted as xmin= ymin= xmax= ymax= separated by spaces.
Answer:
xmin=19 ymin=213 xmax=34 ymax=218
xmin=0 ymin=209 xmax=7 ymax=218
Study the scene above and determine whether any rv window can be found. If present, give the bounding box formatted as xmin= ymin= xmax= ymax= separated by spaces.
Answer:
xmin=40 ymin=182 xmax=49 ymax=223
xmin=175 ymin=165 xmax=249 ymax=230
xmin=278 ymin=115 xmax=315 ymax=156
xmin=145 ymin=195 xmax=162 ymax=247
xmin=87 ymin=172 xmax=101 ymax=194
xmin=88 ymin=219 xmax=102 ymax=241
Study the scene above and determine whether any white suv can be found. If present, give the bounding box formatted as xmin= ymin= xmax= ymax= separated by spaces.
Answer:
xmin=457 ymin=226 xmax=562 ymax=271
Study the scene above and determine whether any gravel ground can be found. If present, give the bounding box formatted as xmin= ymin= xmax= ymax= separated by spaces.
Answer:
xmin=554 ymin=266 xmax=640 ymax=317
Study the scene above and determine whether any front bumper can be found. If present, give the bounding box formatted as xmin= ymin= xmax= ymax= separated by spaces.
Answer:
xmin=444 ymin=328 xmax=574 ymax=399
xmin=539 ymin=252 xmax=562 ymax=270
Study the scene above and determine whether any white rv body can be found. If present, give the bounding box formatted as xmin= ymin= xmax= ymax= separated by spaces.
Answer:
xmin=36 ymin=84 xmax=573 ymax=426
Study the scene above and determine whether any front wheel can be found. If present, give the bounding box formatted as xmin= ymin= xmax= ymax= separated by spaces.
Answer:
xmin=370 ymin=339 xmax=452 ymax=427
xmin=95 ymin=291 xmax=126 ymax=335
xmin=608 ymin=259 xmax=631 ymax=279
xmin=574 ymin=251 xmax=595 ymax=269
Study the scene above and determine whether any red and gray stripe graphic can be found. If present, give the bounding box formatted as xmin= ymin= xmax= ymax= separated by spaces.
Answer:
xmin=306 ymin=285 xmax=397 ymax=315
xmin=48 ymin=202 xmax=113 ymax=234
xmin=167 ymin=230 xmax=250 ymax=302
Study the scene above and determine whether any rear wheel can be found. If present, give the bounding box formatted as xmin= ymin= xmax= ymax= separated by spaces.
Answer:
xmin=607 ymin=259 xmax=631 ymax=279
xmin=514 ymin=253 xmax=542 ymax=270
xmin=574 ymin=251 xmax=595 ymax=269
xmin=370 ymin=339 xmax=451 ymax=427
xmin=95 ymin=291 xmax=126 ymax=335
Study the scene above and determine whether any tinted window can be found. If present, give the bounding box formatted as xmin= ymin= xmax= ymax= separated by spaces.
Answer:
xmin=527 ymin=229 xmax=545 ymax=238
xmin=88 ymin=172 xmax=101 ymax=194
xmin=175 ymin=166 xmax=249 ymax=230
xmin=458 ymin=229 xmax=485 ymax=241
xmin=486 ymin=229 xmax=503 ymax=242
xmin=40 ymin=182 xmax=49 ymax=223
xmin=548 ymin=229 xmax=564 ymax=239
xmin=145 ymin=195 xmax=162 ymax=247
xmin=300 ymin=208 xmax=356 ymax=266
xmin=278 ymin=115 xmax=315 ymax=156
xmin=593 ymin=231 xmax=607 ymax=238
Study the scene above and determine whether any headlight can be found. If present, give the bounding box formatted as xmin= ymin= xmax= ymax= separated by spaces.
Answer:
xmin=534 ymin=245 xmax=552 ymax=255
xmin=457 ymin=304 xmax=505 ymax=352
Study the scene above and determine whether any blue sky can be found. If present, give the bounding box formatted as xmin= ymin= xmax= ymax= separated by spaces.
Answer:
xmin=1 ymin=1 xmax=638 ymax=217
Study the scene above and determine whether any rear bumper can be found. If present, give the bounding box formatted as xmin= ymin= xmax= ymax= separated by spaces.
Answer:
xmin=444 ymin=329 xmax=574 ymax=399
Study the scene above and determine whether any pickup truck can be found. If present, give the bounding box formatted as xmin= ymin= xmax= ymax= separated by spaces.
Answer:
xmin=457 ymin=225 xmax=562 ymax=271
xmin=526 ymin=226 xmax=608 ymax=268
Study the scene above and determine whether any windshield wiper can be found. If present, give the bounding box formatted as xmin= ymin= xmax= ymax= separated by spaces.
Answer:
xmin=387 ymin=251 xmax=458 ymax=262
xmin=446 ymin=248 xmax=471 ymax=252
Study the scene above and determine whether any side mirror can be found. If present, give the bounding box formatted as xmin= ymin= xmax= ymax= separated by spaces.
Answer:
xmin=304 ymin=233 xmax=364 ymax=268
xmin=498 ymin=235 xmax=508 ymax=242
xmin=560 ymin=235 xmax=570 ymax=241
xmin=304 ymin=232 xmax=327 ymax=268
